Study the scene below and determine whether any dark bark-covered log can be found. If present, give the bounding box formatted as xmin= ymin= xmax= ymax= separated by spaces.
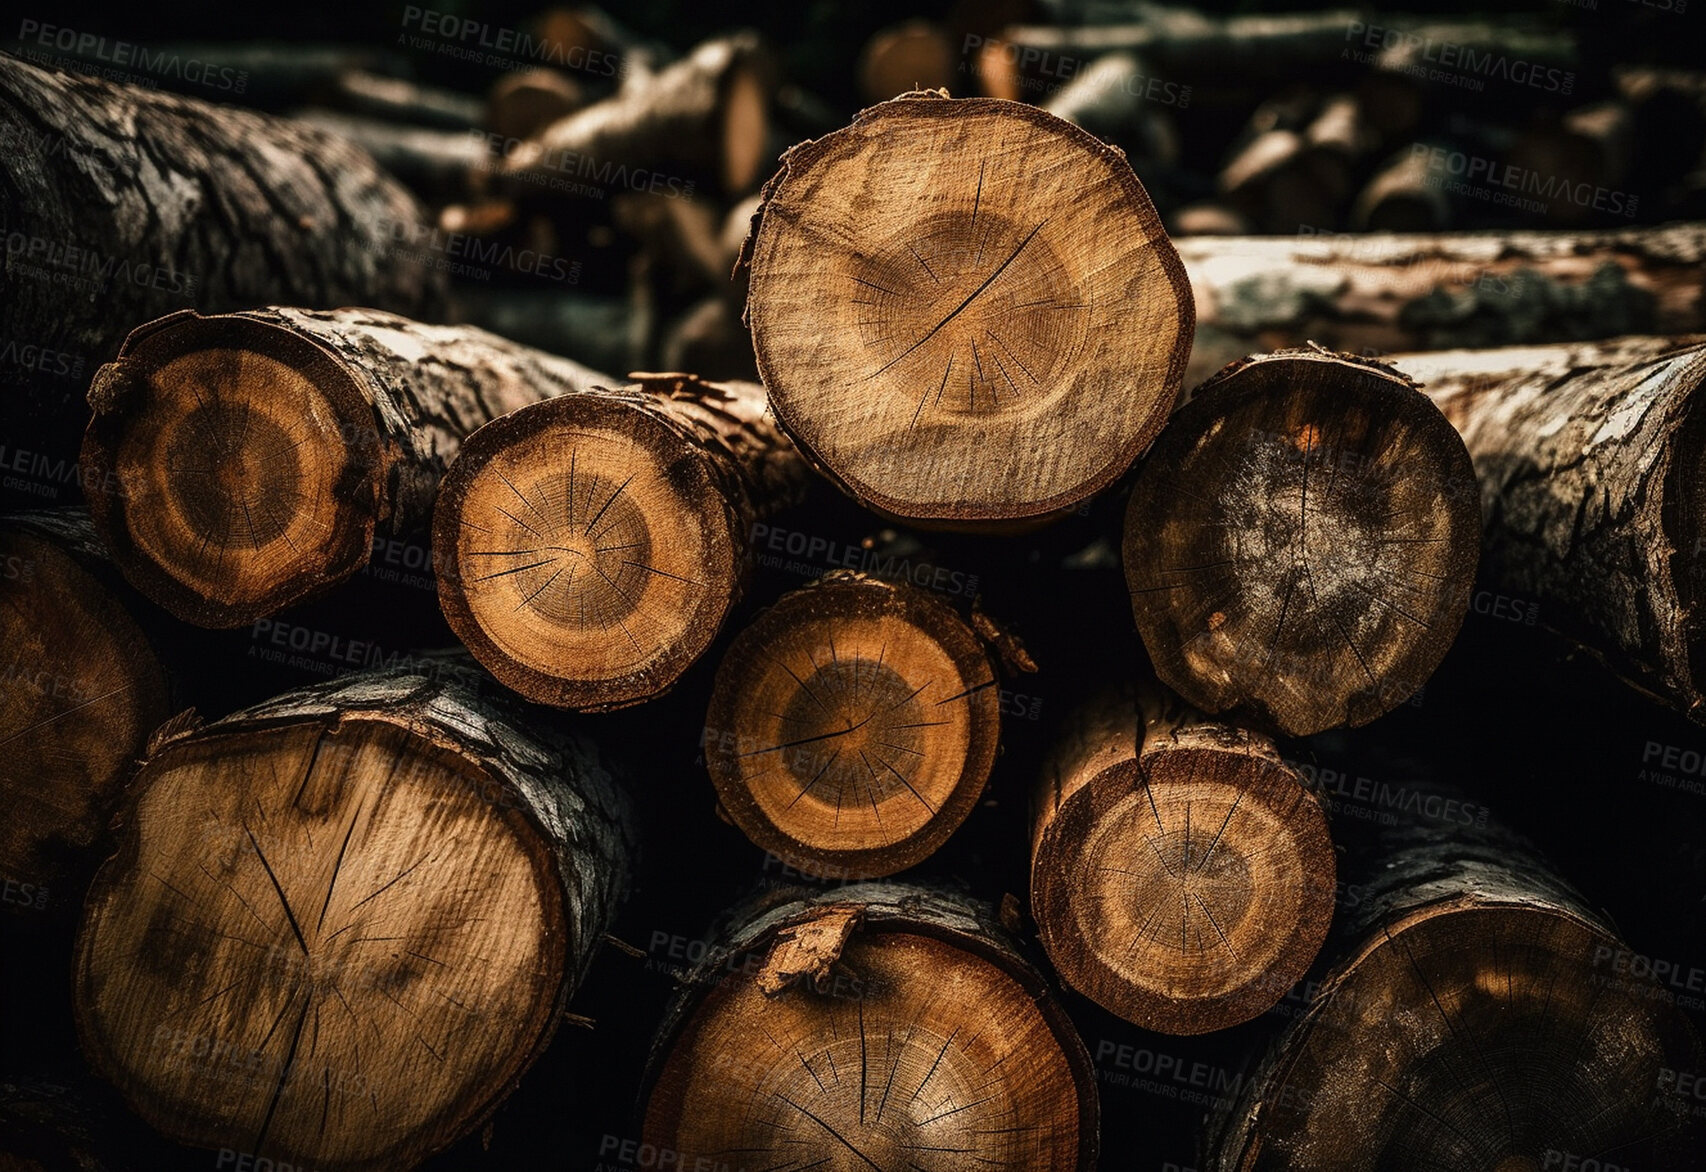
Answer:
xmin=432 ymin=373 xmax=808 ymax=711
xmin=0 ymin=56 xmax=447 ymax=474
xmin=1124 ymin=348 xmax=1480 ymax=736
xmin=703 ymin=573 xmax=1003 ymax=878
xmin=1031 ymin=679 xmax=1334 ymax=1034
xmin=484 ymin=68 xmax=587 ymax=143
xmin=0 ymin=509 xmax=170 ymax=915
xmin=641 ymin=881 xmax=1099 ymax=1170
xmin=499 ymin=34 xmax=771 ymax=204
xmin=1179 ymin=222 xmax=1706 ymax=387
xmin=1351 ymin=144 xmax=1454 ymax=232
xmin=321 ymin=71 xmax=486 ymax=131
xmin=73 ymin=664 xmax=636 ymax=1172
xmin=79 ymin=308 xmax=612 ymax=628
xmin=446 ymin=285 xmax=640 ymax=376
xmin=742 ymin=91 xmax=1194 ymax=527
xmin=1391 ymin=336 xmax=1706 ymax=724
xmin=1041 ymin=51 xmax=1180 ymax=169
xmin=658 ymin=297 xmax=758 ymax=380
xmin=1209 ymin=796 xmax=1704 ymax=1170
xmin=292 ymin=109 xmax=492 ymax=203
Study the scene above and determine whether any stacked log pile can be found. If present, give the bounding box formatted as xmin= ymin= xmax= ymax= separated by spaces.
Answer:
xmin=3 ymin=6 xmax=1704 ymax=1170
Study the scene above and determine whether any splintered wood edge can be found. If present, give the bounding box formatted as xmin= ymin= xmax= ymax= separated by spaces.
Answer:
xmin=79 ymin=310 xmax=383 ymax=628
xmin=742 ymin=92 xmax=1195 ymax=524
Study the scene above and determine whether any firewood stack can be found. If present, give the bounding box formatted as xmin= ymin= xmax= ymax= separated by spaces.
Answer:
xmin=2 ymin=4 xmax=1703 ymax=1170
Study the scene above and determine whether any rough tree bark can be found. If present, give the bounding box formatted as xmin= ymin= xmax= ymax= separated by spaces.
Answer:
xmin=1124 ymin=348 xmax=1480 ymax=736
xmin=1031 ymin=679 xmax=1334 ymax=1034
xmin=72 ymin=664 xmax=636 ymax=1172
xmin=1209 ymin=797 xmax=1704 ymax=1169
xmin=0 ymin=509 xmax=170 ymax=914
xmin=432 ymin=373 xmax=809 ymax=712
xmin=80 ymin=307 xmax=612 ymax=628
xmin=0 ymin=56 xmax=446 ymax=472
xmin=742 ymin=91 xmax=1194 ymax=527
xmin=1391 ymin=335 xmax=1706 ymax=724
xmin=703 ymin=572 xmax=1004 ymax=878
xmin=1179 ymin=223 xmax=1706 ymax=387
xmin=641 ymin=881 xmax=1099 ymax=1171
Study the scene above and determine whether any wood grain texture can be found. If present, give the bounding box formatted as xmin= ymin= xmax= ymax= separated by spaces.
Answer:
xmin=743 ymin=91 xmax=1194 ymax=526
xmin=72 ymin=664 xmax=635 ymax=1172
xmin=80 ymin=308 xmax=613 ymax=628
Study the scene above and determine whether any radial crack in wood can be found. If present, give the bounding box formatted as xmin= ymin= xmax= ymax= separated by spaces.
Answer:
xmin=743 ymin=91 xmax=1194 ymax=526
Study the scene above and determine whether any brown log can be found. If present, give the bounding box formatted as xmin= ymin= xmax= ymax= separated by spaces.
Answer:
xmin=1392 ymin=336 xmax=1706 ymax=724
xmin=72 ymin=664 xmax=635 ymax=1172
xmin=1124 ymin=348 xmax=1480 ymax=736
xmin=1031 ymin=679 xmax=1334 ymax=1034
xmin=1209 ymin=796 xmax=1703 ymax=1169
xmin=318 ymin=71 xmax=486 ymax=131
xmin=499 ymin=34 xmax=771 ymax=204
xmin=432 ymin=373 xmax=809 ymax=711
xmin=0 ymin=56 xmax=446 ymax=474
xmin=703 ymin=572 xmax=1003 ymax=878
xmin=641 ymin=881 xmax=1099 ymax=1170
xmin=484 ymin=68 xmax=587 ymax=142
xmin=291 ymin=109 xmax=492 ymax=203
xmin=857 ymin=21 xmax=957 ymax=103
xmin=742 ymin=91 xmax=1193 ymax=527
xmin=0 ymin=509 xmax=170 ymax=915
xmin=79 ymin=308 xmax=612 ymax=628
xmin=1178 ymin=222 xmax=1706 ymax=387
xmin=1351 ymin=145 xmax=1454 ymax=232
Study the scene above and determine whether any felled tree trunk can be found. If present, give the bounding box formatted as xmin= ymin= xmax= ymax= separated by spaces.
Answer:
xmin=1392 ymin=335 xmax=1706 ymax=724
xmin=80 ymin=308 xmax=612 ymax=628
xmin=641 ymin=882 xmax=1099 ymax=1170
xmin=72 ymin=664 xmax=636 ymax=1172
xmin=1124 ymin=348 xmax=1480 ymax=736
xmin=742 ymin=91 xmax=1194 ymax=528
xmin=1179 ymin=223 xmax=1706 ymax=386
xmin=0 ymin=509 xmax=170 ymax=915
xmin=0 ymin=56 xmax=446 ymax=477
xmin=1209 ymin=796 xmax=1704 ymax=1169
xmin=432 ymin=373 xmax=809 ymax=711
xmin=702 ymin=572 xmax=1004 ymax=878
xmin=1031 ymin=679 xmax=1335 ymax=1034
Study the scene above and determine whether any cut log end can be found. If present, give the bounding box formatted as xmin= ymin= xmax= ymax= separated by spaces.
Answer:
xmin=0 ymin=524 xmax=168 ymax=893
xmin=80 ymin=314 xmax=381 ymax=628
xmin=704 ymin=575 xmax=1000 ymax=877
xmin=1034 ymin=739 xmax=1334 ymax=1034
xmin=747 ymin=95 xmax=1192 ymax=524
xmin=434 ymin=393 xmax=743 ymax=711
xmin=1225 ymin=905 xmax=1703 ymax=1170
xmin=1126 ymin=352 xmax=1479 ymax=735
xmin=644 ymin=921 xmax=1091 ymax=1169
xmin=721 ymin=64 xmax=769 ymax=195
xmin=74 ymin=716 xmax=569 ymax=1172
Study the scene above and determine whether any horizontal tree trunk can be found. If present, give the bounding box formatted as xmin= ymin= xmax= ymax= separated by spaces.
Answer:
xmin=291 ymin=110 xmax=492 ymax=204
xmin=1181 ymin=223 xmax=1706 ymax=387
xmin=1391 ymin=335 xmax=1706 ymax=724
xmin=446 ymin=285 xmax=641 ymax=376
xmin=72 ymin=663 xmax=636 ymax=1172
xmin=703 ymin=572 xmax=1004 ymax=877
xmin=80 ymin=308 xmax=613 ymax=628
xmin=641 ymin=881 xmax=1099 ymax=1170
xmin=1209 ymin=792 xmax=1704 ymax=1169
xmin=743 ymin=91 xmax=1193 ymax=527
xmin=1125 ymin=348 xmax=1480 ymax=735
xmin=1031 ymin=679 xmax=1334 ymax=1034
xmin=0 ymin=56 xmax=446 ymax=479
xmin=0 ymin=509 xmax=171 ymax=916
xmin=432 ymin=373 xmax=809 ymax=711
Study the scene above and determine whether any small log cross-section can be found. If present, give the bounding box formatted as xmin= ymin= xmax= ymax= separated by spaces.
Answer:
xmin=642 ymin=883 xmax=1099 ymax=1170
xmin=80 ymin=308 xmax=613 ymax=628
xmin=432 ymin=373 xmax=808 ymax=711
xmin=1393 ymin=336 xmax=1706 ymax=724
xmin=1125 ymin=349 xmax=1480 ymax=736
xmin=72 ymin=666 xmax=635 ymax=1172
xmin=1209 ymin=803 xmax=1704 ymax=1170
xmin=703 ymin=573 xmax=1002 ymax=878
xmin=743 ymin=91 xmax=1194 ymax=527
xmin=1031 ymin=680 xmax=1335 ymax=1034
xmin=0 ymin=509 xmax=170 ymax=908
